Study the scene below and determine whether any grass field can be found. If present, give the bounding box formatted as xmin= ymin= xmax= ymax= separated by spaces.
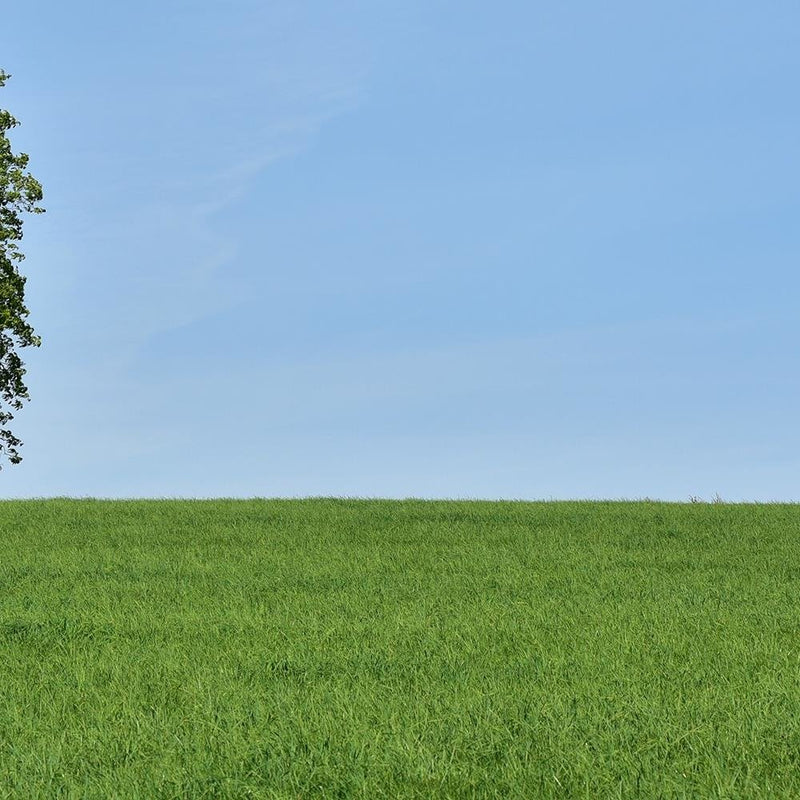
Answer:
xmin=0 ymin=499 xmax=799 ymax=798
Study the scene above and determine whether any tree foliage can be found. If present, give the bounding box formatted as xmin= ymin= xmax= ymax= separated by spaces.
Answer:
xmin=0 ymin=70 xmax=43 ymax=467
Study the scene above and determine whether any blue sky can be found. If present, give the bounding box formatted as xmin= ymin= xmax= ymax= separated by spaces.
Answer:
xmin=1 ymin=1 xmax=799 ymax=499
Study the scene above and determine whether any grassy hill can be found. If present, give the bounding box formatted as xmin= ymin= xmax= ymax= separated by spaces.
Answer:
xmin=1 ymin=499 xmax=798 ymax=797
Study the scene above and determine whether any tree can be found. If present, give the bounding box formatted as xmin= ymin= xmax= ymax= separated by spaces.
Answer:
xmin=0 ymin=70 xmax=43 ymax=467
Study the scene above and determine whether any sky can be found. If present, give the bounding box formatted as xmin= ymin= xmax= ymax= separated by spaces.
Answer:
xmin=1 ymin=1 xmax=799 ymax=500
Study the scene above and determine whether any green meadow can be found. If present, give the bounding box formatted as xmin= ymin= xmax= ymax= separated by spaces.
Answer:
xmin=0 ymin=499 xmax=798 ymax=798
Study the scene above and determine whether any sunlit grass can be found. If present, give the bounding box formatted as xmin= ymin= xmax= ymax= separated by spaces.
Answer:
xmin=0 ymin=499 xmax=798 ymax=797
